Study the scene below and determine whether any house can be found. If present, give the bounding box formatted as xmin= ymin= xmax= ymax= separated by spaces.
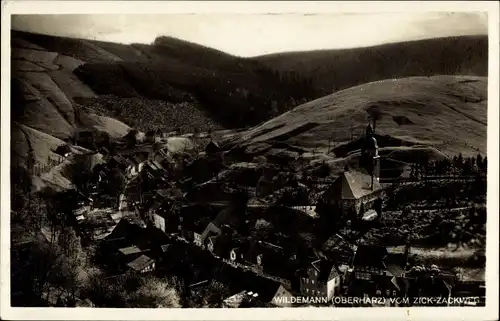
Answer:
xmin=125 ymin=152 xmax=150 ymax=177
xmin=405 ymin=273 xmax=454 ymax=306
xmin=298 ymin=259 xmax=342 ymax=300
xmin=195 ymin=205 xmax=243 ymax=249
xmin=145 ymin=130 xmax=162 ymax=144
xmin=222 ymin=282 xmax=293 ymax=308
xmin=119 ymin=245 xmax=143 ymax=256
xmin=222 ymin=291 xmax=257 ymax=308
xmin=255 ymin=170 xmax=277 ymax=198
xmin=197 ymin=222 xmax=221 ymax=248
xmin=348 ymin=244 xmax=409 ymax=296
xmin=127 ymin=254 xmax=156 ymax=273
xmin=52 ymin=144 xmax=72 ymax=158
xmin=147 ymin=200 xmax=164 ymax=228
xmin=450 ymin=281 xmax=485 ymax=306
xmin=108 ymin=155 xmax=129 ymax=171
xmin=320 ymin=234 xmax=355 ymax=265
xmin=244 ymin=240 xmax=296 ymax=279
xmin=205 ymin=140 xmax=222 ymax=154
xmin=321 ymin=170 xmax=383 ymax=219
xmin=192 ymin=221 xmax=210 ymax=247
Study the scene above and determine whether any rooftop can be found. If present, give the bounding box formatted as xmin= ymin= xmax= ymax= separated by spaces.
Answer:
xmin=118 ymin=246 xmax=143 ymax=256
xmin=353 ymin=245 xmax=389 ymax=269
xmin=311 ymin=259 xmax=340 ymax=282
xmin=325 ymin=170 xmax=383 ymax=200
xmin=127 ymin=255 xmax=155 ymax=271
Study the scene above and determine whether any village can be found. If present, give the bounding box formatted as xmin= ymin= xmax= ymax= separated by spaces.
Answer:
xmin=37 ymin=123 xmax=486 ymax=308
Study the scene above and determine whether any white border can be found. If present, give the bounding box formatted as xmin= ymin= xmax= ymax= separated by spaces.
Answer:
xmin=1 ymin=1 xmax=499 ymax=320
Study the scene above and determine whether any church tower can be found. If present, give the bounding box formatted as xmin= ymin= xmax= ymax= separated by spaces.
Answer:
xmin=360 ymin=124 xmax=380 ymax=188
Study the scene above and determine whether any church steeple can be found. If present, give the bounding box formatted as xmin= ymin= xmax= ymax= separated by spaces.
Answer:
xmin=365 ymin=123 xmax=374 ymax=137
xmin=360 ymin=122 xmax=380 ymax=188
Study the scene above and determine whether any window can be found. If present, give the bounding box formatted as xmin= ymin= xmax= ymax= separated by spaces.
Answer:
xmin=315 ymin=271 xmax=318 ymax=277
xmin=306 ymin=288 xmax=309 ymax=293
xmin=312 ymin=280 xmax=315 ymax=285
xmin=355 ymin=272 xmax=371 ymax=280
xmin=306 ymin=279 xmax=309 ymax=284
xmin=312 ymin=290 xmax=315 ymax=295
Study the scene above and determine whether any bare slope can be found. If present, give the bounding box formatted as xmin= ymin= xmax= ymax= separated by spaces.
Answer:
xmin=13 ymin=30 xmax=487 ymax=129
xmin=11 ymin=36 xmax=131 ymax=172
xmin=231 ymin=76 xmax=487 ymax=158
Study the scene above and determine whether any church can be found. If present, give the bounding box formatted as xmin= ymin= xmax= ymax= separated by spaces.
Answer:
xmin=320 ymin=124 xmax=383 ymax=220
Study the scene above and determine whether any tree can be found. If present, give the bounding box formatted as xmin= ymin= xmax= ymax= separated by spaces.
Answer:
xmin=203 ymin=280 xmax=231 ymax=308
xmin=479 ymin=156 xmax=487 ymax=173
xmin=84 ymin=272 xmax=180 ymax=308
xmin=129 ymin=277 xmax=181 ymax=308
xmin=109 ymin=167 xmax=126 ymax=197
xmin=315 ymin=162 xmax=331 ymax=178
xmin=255 ymin=218 xmax=273 ymax=230
xmin=475 ymin=154 xmax=483 ymax=172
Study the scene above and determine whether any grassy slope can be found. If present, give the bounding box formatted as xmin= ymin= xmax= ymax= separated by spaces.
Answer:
xmin=13 ymin=31 xmax=487 ymax=130
xmin=232 ymin=76 xmax=487 ymax=160
xmin=257 ymin=36 xmax=488 ymax=94
xmin=11 ymin=30 xmax=488 ymax=175
xmin=13 ymin=30 xmax=230 ymax=129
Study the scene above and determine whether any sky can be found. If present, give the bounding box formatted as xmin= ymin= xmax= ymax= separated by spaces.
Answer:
xmin=11 ymin=12 xmax=488 ymax=57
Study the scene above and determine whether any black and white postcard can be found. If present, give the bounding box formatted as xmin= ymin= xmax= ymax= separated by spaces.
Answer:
xmin=1 ymin=1 xmax=499 ymax=320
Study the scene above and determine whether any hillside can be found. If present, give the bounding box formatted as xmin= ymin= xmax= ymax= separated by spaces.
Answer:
xmin=12 ymin=31 xmax=487 ymax=132
xmin=10 ymin=30 xmax=488 ymax=180
xmin=256 ymin=36 xmax=488 ymax=94
xmin=13 ymin=30 xmax=318 ymax=128
xmin=228 ymin=76 xmax=487 ymax=164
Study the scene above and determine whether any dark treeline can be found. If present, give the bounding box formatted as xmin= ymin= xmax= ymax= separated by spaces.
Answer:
xmin=74 ymin=59 xmax=319 ymax=128
xmin=409 ymin=153 xmax=487 ymax=179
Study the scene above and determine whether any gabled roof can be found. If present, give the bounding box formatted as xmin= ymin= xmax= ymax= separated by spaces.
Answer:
xmin=119 ymin=246 xmax=142 ymax=256
xmin=157 ymin=188 xmax=183 ymax=200
xmin=205 ymin=140 xmax=221 ymax=153
xmin=207 ymin=235 xmax=218 ymax=246
xmin=386 ymin=264 xmax=405 ymax=277
xmin=127 ymin=255 xmax=154 ymax=271
xmin=326 ymin=171 xmax=382 ymax=200
xmin=200 ymin=222 xmax=222 ymax=243
xmin=244 ymin=278 xmax=291 ymax=303
xmin=223 ymin=291 xmax=249 ymax=308
xmin=311 ymin=259 xmax=340 ymax=282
